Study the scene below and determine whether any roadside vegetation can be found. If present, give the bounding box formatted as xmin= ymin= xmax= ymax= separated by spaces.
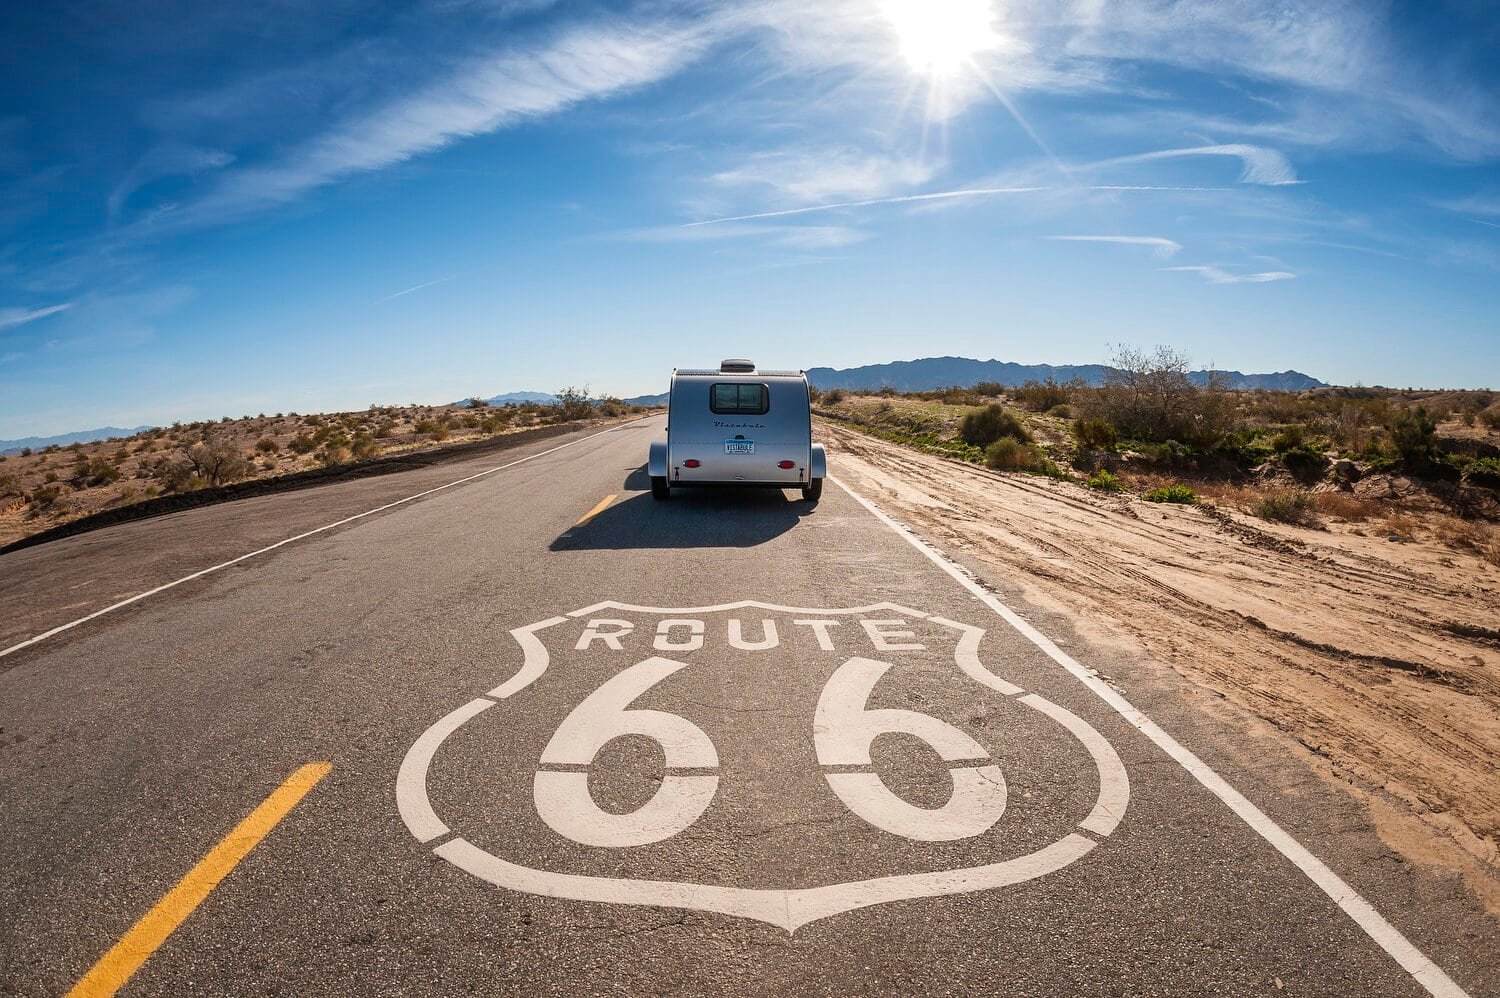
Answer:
xmin=0 ymin=390 xmax=653 ymax=548
xmin=813 ymin=344 xmax=1500 ymax=564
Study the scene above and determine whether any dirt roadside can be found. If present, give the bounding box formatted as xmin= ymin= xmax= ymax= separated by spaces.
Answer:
xmin=820 ymin=419 xmax=1500 ymax=913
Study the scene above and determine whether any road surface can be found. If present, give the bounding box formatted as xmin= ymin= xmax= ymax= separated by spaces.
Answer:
xmin=0 ymin=415 xmax=1492 ymax=996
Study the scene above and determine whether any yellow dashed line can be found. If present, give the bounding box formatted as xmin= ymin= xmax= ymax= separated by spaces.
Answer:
xmin=573 ymin=493 xmax=617 ymax=527
xmin=67 ymin=762 xmax=332 ymax=998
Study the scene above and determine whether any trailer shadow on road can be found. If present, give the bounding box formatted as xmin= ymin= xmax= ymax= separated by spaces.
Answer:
xmin=550 ymin=476 xmax=814 ymax=551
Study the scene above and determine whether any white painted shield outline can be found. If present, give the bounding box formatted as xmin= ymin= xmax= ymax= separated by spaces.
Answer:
xmin=396 ymin=601 xmax=1130 ymax=932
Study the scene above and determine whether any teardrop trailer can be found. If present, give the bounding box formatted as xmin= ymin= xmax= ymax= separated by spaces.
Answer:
xmin=648 ymin=360 xmax=827 ymax=502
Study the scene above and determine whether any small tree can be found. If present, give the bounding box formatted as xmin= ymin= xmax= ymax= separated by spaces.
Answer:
xmin=183 ymin=435 xmax=255 ymax=486
xmin=1389 ymin=407 xmax=1437 ymax=467
xmin=555 ymin=386 xmax=594 ymax=422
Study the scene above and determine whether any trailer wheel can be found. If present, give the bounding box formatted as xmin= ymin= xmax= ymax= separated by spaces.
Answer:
xmin=651 ymin=476 xmax=670 ymax=500
xmin=801 ymin=478 xmax=823 ymax=503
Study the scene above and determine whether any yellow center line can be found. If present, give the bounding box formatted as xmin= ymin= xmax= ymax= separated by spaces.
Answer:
xmin=573 ymin=493 xmax=618 ymax=528
xmin=67 ymin=762 xmax=332 ymax=998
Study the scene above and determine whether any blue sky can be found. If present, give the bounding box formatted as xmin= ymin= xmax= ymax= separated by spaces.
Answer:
xmin=2 ymin=0 xmax=1498 ymax=436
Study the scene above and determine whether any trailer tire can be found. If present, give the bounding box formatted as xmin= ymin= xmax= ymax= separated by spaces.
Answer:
xmin=801 ymin=478 xmax=823 ymax=503
xmin=651 ymin=476 xmax=670 ymax=500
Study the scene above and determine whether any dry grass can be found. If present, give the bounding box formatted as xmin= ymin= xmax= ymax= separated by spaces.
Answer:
xmin=1314 ymin=492 xmax=1383 ymax=521
xmin=1435 ymin=518 xmax=1500 ymax=566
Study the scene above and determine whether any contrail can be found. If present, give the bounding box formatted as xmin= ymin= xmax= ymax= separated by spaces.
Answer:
xmin=372 ymin=268 xmax=485 ymax=305
xmin=684 ymin=187 xmax=1048 ymax=226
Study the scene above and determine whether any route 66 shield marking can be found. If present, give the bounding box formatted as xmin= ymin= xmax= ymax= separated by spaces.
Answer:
xmin=396 ymin=601 xmax=1129 ymax=932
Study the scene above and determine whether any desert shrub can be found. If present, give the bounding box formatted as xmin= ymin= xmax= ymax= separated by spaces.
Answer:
xmin=1047 ymin=404 xmax=1073 ymax=419
xmin=255 ymin=437 xmax=279 ymax=454
xmin=1073 ymin=418 xmax=1118 ymax=450
xmin=372 ymin=420 xmax=397 ymax=439
xmin=1434 ymin=519 xmax=1500 ymax=565
xmin=350 ymin=432 xmax=380 ymax=460
xmin=972 ymin=381 xmax=1005 ymax=397
xmin=80 ymin=457 xmax=122 ymax=486
xmin=1014 ymin=378 xmax=1070 ymax=412
xmin=319 ymin=445 xmax=352 ymax=467
xmin=960 ymin=404 xmax=1031 ymax=447
xmin=1269 ymin=425 xmax=1306 ymax=452
xmin=43 ymin=469 xmax=59 ymax=483
xmin=461 ymin=414 xmax=480 ymax=429
xmin=983 ymin=438 xmax=1061 ymax=476
xmin=1462 ymin=457 xmax=1500 ymax=489
xmin=183 ymin=437 xmax=254 ymax=486
xmin=0 ymin=472 xmax=21 ymax=497
xmin=555 ymin=386 xmax=594 ymax=422
xmin=1252 ymin=490 xmax=1316 ymax=524
xmin=1143 ymin=483 xmax=1197 ymax=504
xmin=1389 ymin=407 xmax=1437 ymax=467
xmin=20 ymin=446 xmax=33 ymax=456
xmin=29 ymin=484 xmax=63 ymax=510
xmin=822 ymin=388 xmax=847 ymax=405
xmin=116 ymin=485 xmax=138 ymax=504
xmin=413 ymin=419 xmax=441 ymax=435
xmin=1479 ymin=409 xmax=1500 ymax=430
xmin=288 ymin=433 xmax=316 ymax=454
xmin=466 ymin=397 xmax=489 ymax=409
xmin=482 ymin=411 xmax=513 ymax=434
xmin=1086 ymin=469 xmax=1125 ymax=492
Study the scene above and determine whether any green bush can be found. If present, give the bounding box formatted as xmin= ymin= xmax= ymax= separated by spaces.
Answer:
xmin=1086 ymin=469 xmax=1125 ymax=492
xmin=1073 ymin=418 xmax=1118 ymax=450
xmin=1143 ymin=483 xmax=1197 ymax=504
xmin=288 ymin=433 xmax=316 ymax=454
xmin=1252 ymin=490 xmax=1316 ymax=524
xmin=1464 ymin=457 xmax=1500 ymax=489
xmin=984 ymin=438 xmax=1060 ymax=476
xmin=1389 ymin=407 xmax=1437 ymax=466
xmin=255 ymin=437 xmax=280 ymax=454
xmin=822 ymin=388 xmax=846 ymax=405
xmin=960 ymin=404 xmax=1031 ymax=447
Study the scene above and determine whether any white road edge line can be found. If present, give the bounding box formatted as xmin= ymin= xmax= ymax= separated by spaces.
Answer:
xmin=827 ymin=473 xmax=1469 ymax=998
xmin=0 ymin=420 xmax=653 ymax=661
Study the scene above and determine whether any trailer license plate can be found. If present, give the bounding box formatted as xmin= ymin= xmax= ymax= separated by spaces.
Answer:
xmin=724 ymin=439 xmax=755 ymax=455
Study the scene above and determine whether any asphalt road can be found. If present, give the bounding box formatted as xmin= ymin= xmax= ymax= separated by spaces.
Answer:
xmin=0 ymin=415 xmax=1492 ymax=996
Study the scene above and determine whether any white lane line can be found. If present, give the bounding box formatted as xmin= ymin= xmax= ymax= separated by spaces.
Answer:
xmin=828 ymin=474 xmax=1469 ymax=998
xmin=0 ymin=421 xmax=656 ymax=661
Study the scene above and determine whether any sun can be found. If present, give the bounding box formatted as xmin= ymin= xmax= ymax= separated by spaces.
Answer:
xmin=882 ymin=0 xmax=1001 ymax=78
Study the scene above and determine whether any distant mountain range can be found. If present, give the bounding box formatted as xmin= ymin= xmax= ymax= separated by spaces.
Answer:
xmin=1 ymin=425 xmax=155 ymax=456
xmin=805 ymin=357 xmax=1326 ymax=393
xmin=452 ymin=391 xmax=559 ymax=406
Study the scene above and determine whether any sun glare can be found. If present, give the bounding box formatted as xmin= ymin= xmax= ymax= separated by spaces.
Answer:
xmin=882 ymin=0 xmax=1000 ymax=78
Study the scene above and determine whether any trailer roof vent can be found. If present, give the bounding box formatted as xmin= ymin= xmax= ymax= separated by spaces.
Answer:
xmin=719 ymin=358 xmax=756 ymax=374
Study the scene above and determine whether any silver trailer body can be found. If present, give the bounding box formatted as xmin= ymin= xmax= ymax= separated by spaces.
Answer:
xmin=648 ymin=360 xmax=826 ymax=501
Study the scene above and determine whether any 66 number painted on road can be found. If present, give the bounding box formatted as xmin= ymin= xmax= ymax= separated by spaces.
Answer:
xmin=532 ymin=654 xmax=1008 ymax=848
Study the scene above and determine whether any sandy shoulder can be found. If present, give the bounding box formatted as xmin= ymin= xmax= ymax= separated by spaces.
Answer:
xmin=821 ymin=419 xmax=1500 ymax=912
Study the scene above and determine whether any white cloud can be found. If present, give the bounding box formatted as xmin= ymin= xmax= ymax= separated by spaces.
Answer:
xmin=0 ymin=303 xmax=72 ymax=330
xmin=687 ymin=186 xmax=1049 ymax=226
xmin=1091 ymin=144 xmax=1299 ymax=185
xmin=1047 ymin=235 xmax=1182 ymax=257
xmin=1162 ymin=265 xmax=1296 ymax=284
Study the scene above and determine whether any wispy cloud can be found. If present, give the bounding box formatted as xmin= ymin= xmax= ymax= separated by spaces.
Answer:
xmin=1092 ymin=144 xmax=1300 ymax=186
xmin=151 ymin=19 xmax=711 ymax=232
xmin=1047 ymin=235 xmax=1181 ymax=257
xmin=1162 ymin=265 xmax=1296 ymax=284
xmin=686 ymin=187 xmax=1049 ymax=227
xmin=625 ymin=222 xmax=871 ymax=249
xmin=709 ymin=149 xmax=940 ymax=205
xmin=0 ymin=303 xmax=72 ymax=330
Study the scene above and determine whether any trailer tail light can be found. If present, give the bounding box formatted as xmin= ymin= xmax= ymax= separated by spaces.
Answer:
xmin=683 ymin=459 xmax=701 ymax=468
xmin=777 ymin=460 xmax=796 ymax=469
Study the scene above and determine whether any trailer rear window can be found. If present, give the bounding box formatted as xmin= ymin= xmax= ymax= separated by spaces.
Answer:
xmin=710 ymin=383 xmax=769 ymax=415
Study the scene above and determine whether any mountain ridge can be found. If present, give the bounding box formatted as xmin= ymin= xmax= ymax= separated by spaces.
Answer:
xmin=1 ymin=425 xmax=156 ymax=456
xmin=804 ymin=356 xmax=1325 ymax=392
